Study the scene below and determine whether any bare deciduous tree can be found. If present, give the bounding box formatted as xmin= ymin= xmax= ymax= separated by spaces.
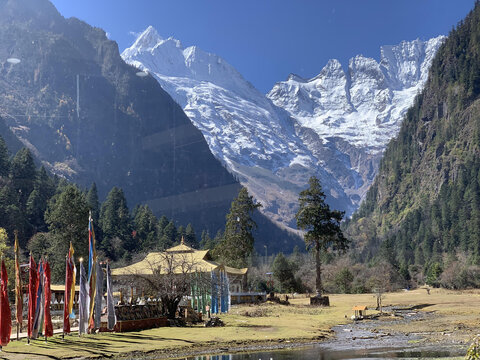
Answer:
xmin=121 ymin=252 xmax=210 ymax=319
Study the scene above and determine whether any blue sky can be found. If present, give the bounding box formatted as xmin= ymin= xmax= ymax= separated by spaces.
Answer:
xmin=50 ymin=0 xmax=475 ymax=93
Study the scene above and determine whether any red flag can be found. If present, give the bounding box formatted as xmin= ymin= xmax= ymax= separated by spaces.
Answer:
xmin=43 ymin=261 xmax=53 ymax=338
xmin=27 ymin=255 xmax=37 ymax=339
xmin=63 ymin=251 xmax=73 ymax=333
xmin=0 ymin=259 xmax=11 ymax=346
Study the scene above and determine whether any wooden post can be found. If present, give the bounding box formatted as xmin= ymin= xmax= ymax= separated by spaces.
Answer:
xmin=0 ymin=256 xmax=3 ymax=348
xmin=62 ymin=253 xmax=67 ymax=341
xmin=14 ymin=230 xmax=20 ymax=341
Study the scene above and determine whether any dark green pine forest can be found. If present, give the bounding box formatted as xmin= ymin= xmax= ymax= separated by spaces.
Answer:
xmin=0 ymin=127 xmax=302 ymax=283
xmin=0 ymin=132 xmax=207 ymax=281
xmin=345 ymin=1 xmax=480 ymax=287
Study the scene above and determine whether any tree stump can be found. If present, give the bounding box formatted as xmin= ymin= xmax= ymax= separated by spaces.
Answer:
xmin=310 ymin=295 xmax=330 ymax=306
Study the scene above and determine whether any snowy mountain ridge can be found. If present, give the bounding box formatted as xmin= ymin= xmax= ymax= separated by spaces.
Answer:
xmin=122 ymin=27 xmax=445 ymax=231
xmin=268 ymin=36 xmax=445 ymax=152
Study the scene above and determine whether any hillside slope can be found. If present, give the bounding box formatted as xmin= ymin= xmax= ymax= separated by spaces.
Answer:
xmin=0 ymin=0 xmax=240 ymax=234
xmin=346 ymin=3 xmax=480 ymax=269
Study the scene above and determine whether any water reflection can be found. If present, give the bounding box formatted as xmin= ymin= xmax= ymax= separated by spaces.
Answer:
xmin=187 ymin=345 xmax=465 ymax=360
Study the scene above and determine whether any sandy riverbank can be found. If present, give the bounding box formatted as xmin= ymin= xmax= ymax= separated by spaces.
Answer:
xmin=1 ymin=289 xmax=479 ymax=360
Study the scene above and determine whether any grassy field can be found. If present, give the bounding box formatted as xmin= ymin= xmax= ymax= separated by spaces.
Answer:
xmin=374 ymin=288 xmax=480 ymax=344
xmin=2 ymin=289 xmax=479 ymax=359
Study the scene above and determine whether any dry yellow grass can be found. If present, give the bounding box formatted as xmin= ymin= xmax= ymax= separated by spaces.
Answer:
xmin=1 ymin=289 xmax=479 ymax=359
xmin=375 ymin=288 xmax=480 ymax=344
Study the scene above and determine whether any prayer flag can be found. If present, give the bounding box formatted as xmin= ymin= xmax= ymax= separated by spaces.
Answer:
xmin=219 ymin=270 xmax=224 ymax=313
xmin=106 ymin=263 xmax=116 ymax=330
xmin=32 ymin=261 xmax=44 ymax=339
xmin=63 ymin=244 xmax=74 ymax=333
xmin=0 ymin=259 xmax=11 ymax=346
xmin=78 ymin=260 xmax=88 ymax=335
xmin=87 ymin=214 xmax=97 ymax=330
xmin=211 ymin=271 xmax=218 ymax=314
xmin=14 ymin=232 xmax=22 ymax=328
xmin=43 ymin=261 xmax=53 ymax=338
xmin=94 ymin=261 xmax=103 ymax=329
xmin=27 ymin=255 xmax=37 ymax=339
xmin=69 ymin=242 xmax=76 ymax=319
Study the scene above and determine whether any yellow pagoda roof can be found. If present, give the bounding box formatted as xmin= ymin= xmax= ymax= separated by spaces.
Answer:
xmin=111 ymin=242 xmax=247 ymax=277
xmin=111 ymin=250 xmax=219 ymax=276
xmin=165 ymin=243 xmax=195 ymax=253
xmin=165 ymin=236 xmax=200 ymax=253
xmin=224 ymin=265 xmax=248 ymax=275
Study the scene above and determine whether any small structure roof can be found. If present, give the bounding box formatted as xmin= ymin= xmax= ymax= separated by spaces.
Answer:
xmin=165 ymin=243 xmax=195 ymax=253
xmin=352 ymin=305 xmax=368 ymax=311
xmin=224 ymin=265 xmax=248 ymax=275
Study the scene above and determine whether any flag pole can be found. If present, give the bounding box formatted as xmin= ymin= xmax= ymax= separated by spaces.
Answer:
xmin=62 ymin=253 xmax=67 ymax=341
xmin=14 ymin=230 xmax=20 ymax=341
xmin=1 ymin=254 xmax=2 ymax=352
xmin=27 ymin=252 xmax=31 ymax=346
xmin=45 ymin=256 xmax=47 ymax=345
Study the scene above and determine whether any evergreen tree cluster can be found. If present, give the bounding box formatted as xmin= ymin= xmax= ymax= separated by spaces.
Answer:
xmin=0 ymin=136 xmax=201 ymax=282
xmin=0 ymin=138 xmax=56 ymax=247
xmin=214 ymin=187 xmax=262 ymax=268
xmin=37 ymin=183 xmax=200 ymax=281
xmin=346 ymin=1 xmax=480 ymax=286
xmin=271 ymin=252 xmax=304 ymax=293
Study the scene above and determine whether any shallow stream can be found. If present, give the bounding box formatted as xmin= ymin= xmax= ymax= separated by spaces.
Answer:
xmin=186 ymin=309 xmax=467 ymax=359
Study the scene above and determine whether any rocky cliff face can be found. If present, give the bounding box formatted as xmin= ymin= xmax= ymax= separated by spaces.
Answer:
xmin=123 ymin=27 xmax=444 ymax=230
xmin=0 ymin=0 xmax=240 ymax=233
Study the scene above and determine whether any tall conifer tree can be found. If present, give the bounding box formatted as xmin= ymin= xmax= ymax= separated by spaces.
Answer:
xmin=216 ymin=187 xmax=261 ymax=267
xmin=295 ymin=176 xmax=349 ymax=297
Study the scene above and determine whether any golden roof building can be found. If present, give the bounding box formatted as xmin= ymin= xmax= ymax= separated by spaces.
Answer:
xmin=111 ymin=239 xmax=248 ymax=293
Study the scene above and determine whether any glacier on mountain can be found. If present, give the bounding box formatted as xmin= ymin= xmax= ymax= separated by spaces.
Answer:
xmin=122 ymin=26 xmax=445 ymax=231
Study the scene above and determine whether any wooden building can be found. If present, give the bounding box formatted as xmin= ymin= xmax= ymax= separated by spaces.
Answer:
xmin=352 ymin=305 xmax=368 ymax=319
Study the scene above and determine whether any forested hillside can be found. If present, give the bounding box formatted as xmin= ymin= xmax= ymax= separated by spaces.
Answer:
xmin=0 ymin=0 xmax=241 ymax=235
xmin=345 ymin=1 xmax=480 ymax=287
xmin=0 ymin=128 xmax=208 ymax=281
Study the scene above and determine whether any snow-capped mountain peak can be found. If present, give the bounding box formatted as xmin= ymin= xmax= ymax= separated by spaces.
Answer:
xmin=268 ymin=35 xmax=445 ymax=151
xmin=319 ymin=59 xmax=344 ymax=77
xmin=124 ymin=26 xmax=163 ymax=56
xmin=380 ymin=36 xmax=445 ymax=89
xmin=122 ymin=27 xmax=445 ymax=232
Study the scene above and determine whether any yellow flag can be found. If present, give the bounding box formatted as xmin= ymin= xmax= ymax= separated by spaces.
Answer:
xmin=68 ymin=242 xmax=76 ymax=316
